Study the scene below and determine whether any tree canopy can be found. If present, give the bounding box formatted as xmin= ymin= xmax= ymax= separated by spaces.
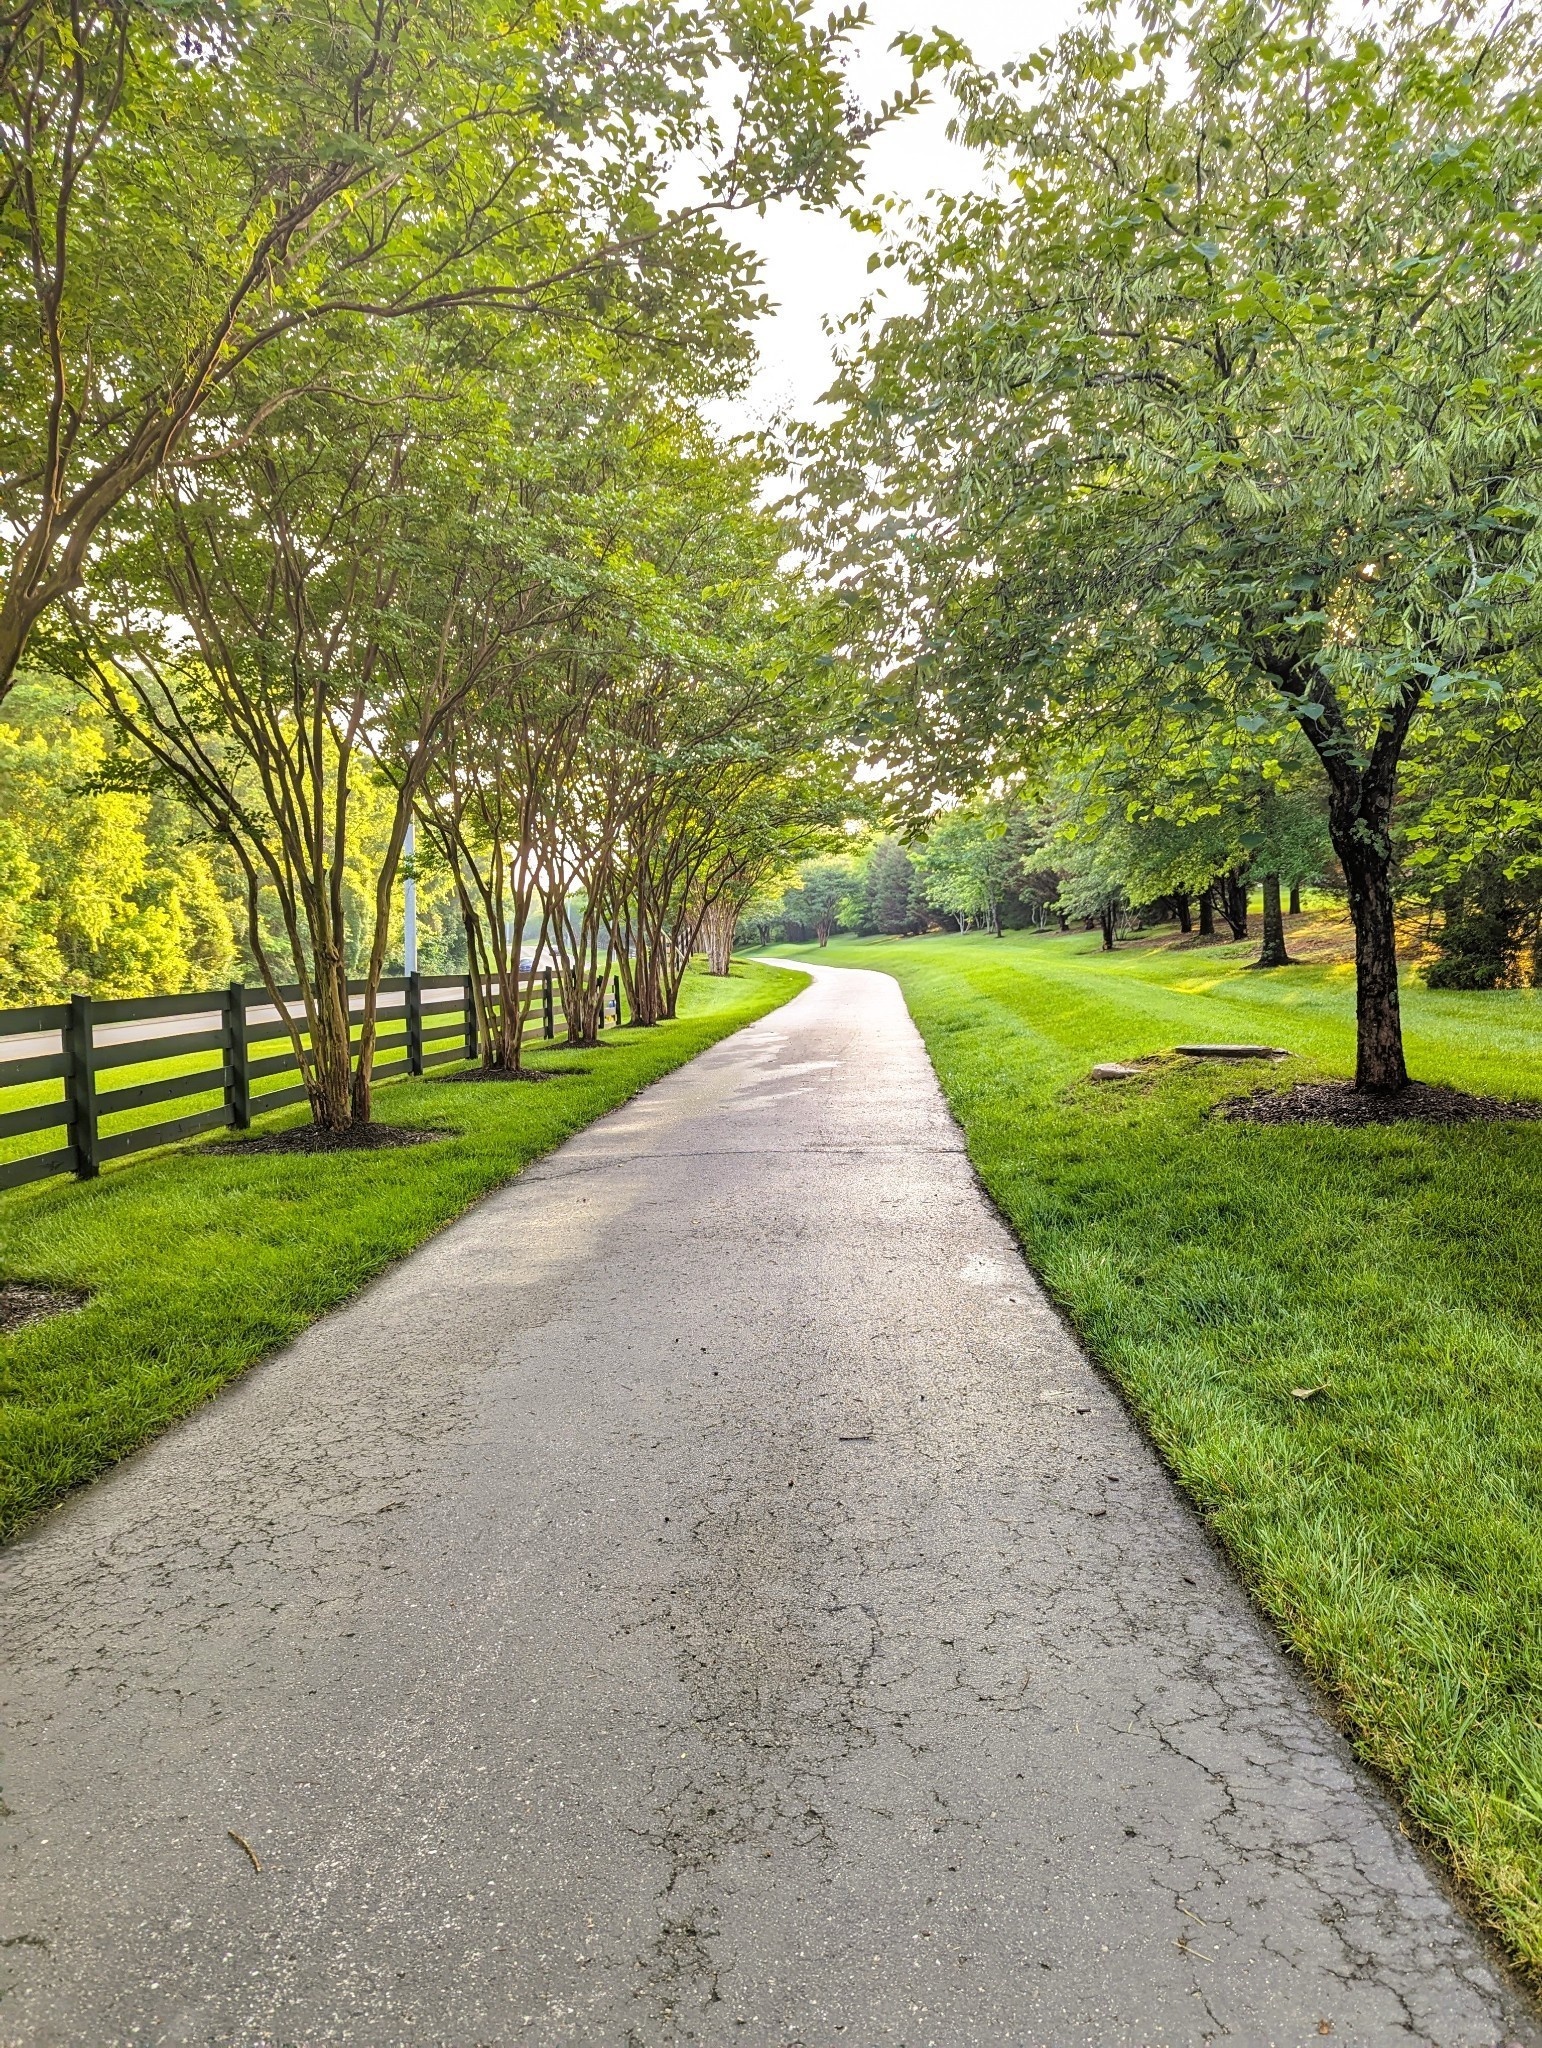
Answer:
xmin=805 ymin=0 xmax=1542 ymax=1086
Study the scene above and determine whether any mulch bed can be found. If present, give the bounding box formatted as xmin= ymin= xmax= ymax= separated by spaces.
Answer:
xmin=1220 ymin=1081 xmax=1542 ymax=1128
xmin=0 ymin=1282 xmax=87 ymax=1334
xmin=229 ymin=1124 xmax=448 ymax=1156
xmin=433 ymin=1064 xmax=591 ymax=1084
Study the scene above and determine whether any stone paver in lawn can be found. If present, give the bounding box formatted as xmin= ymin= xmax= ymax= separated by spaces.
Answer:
xmin=1 ymin=961 xmax=1535 ymax=2045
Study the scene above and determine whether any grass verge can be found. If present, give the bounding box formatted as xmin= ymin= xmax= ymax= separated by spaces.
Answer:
xmin=0 ymin=960 xmax=804 ymax=1540
xmin=771 ymin=929 xmax=1542 ymax=1973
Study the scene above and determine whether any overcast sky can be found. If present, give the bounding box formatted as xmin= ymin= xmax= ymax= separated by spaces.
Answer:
xmin=708 ymin=0 xmax=1082 ymax=439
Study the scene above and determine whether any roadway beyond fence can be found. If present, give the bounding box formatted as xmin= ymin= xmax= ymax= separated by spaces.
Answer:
xmin=0 ymin=961 xmax=1533 ymax=2045
xmin=0 ymin=968 xmax=622 ymax=1190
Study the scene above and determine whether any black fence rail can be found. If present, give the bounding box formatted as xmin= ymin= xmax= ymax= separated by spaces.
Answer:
xmin=0 ymin=969 xmax=624 ymax=1193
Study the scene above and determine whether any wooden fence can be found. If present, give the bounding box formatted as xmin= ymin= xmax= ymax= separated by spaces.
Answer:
xmin=0 ymin=969 xmax=623 ymax=1193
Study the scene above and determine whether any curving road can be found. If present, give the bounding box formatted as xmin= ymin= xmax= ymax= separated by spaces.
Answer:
xmin=0 ymin=961 xmax=1534 ymax=2046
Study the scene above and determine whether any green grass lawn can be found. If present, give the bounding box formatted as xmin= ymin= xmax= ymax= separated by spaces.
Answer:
xmin=769 ymin=928 xmax=1542 ymax=1974
xmin=0 ymin=960 xmax=803 ymax=1541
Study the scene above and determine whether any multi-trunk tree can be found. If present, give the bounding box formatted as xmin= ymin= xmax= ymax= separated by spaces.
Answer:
xmin=78 ymin=355 xmax=572 ymax=1126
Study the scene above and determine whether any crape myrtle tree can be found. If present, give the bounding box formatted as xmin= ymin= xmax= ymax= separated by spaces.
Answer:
xmin=413 ymin=369 xmax=669 ymax=1074
xmin=39 ymin=0 xmax=890 ymax=1127
xmin=77 ymin=355 xmax=563 ymax=1127
xmin=575 ymin=435 xmax=849 ymax=1024
xmin=416 ymin=410 xmax=853 ymax=1040
xmin=0 ymin=0 xmax=894 ymax=697
xmin=808 ymin=0 xmax=1542 ymax=1090
xmin=603 ymin=657 xmax=810 ymax=1021
xmin=694 ymin=756 xmax=852 ymax=972
xmin=418 ymin=649 xmax=599 ymax=1075
xmin=784 ymin=856 xmax=858 ymax=943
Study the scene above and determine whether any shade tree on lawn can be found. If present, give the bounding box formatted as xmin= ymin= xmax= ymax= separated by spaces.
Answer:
xmin=783 ymin=858 xmax=861 ymax=946
xmin=1402 ymin=662 xmax=1542 ymax=986
xmin=1041 ymin=718 xmax=1334 ymax=958
xmin=806 ymin=0 xmax=1542 ymax=1089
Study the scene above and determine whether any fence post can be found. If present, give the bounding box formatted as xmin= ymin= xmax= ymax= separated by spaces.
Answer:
xmin=542 ymin=967 xmax=554 ymax=1041
xmin=463 ymin=974 xmax=478 ymax=1063
xmin=64 ymin=993 xmax=99 ymax=1180
xmin=226 ymin=981 xmax=251 ymax=1130
xmin=406 ymin=970 xmax=423 ymax=1076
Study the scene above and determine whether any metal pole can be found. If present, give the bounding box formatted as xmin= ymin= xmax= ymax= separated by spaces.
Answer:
xmin=403 ymin=816 xmax=417 ymax=977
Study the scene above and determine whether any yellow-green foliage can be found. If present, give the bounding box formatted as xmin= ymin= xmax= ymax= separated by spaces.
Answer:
xmin=0 ymin=679 xmax=235 ymax=1000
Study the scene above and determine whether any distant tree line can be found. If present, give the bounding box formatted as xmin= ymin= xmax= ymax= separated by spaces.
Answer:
xmin=744 ymin=786 xmax=1341 ymax=957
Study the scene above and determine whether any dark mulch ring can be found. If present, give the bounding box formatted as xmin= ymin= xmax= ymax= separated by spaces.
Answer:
xmin=1220 ymin=1081 xmax=1542 ymax=1128
xmin=433 ymin=1063 xmax=591 ymax=1084
xmin=0 ymin=1281 xmax=88 ymax=1334
xmin=229 ymin=1123 xmax=450 ymax=1156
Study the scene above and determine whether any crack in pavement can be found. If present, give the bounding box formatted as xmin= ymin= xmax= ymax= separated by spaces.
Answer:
xmin=0 ymin=961 xmax=1536 ymax=2046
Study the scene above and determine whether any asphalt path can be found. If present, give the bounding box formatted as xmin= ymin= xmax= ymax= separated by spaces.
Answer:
xmin=1 ymin=961 xmax=1534 ymax=2046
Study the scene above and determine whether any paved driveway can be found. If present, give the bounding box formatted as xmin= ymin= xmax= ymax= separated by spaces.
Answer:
xmin=1 ymin=962 xmax=1532 ymax=2045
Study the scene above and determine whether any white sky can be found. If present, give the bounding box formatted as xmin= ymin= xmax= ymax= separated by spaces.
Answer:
xmin=708 ymin=0 xmax=1082 ymax=438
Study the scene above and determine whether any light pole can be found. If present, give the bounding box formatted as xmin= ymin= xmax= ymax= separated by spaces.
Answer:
xmin=403 ymin=817 xmax=417 ymax=975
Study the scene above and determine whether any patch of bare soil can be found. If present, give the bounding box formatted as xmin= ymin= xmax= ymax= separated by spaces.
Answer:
xmin=433 ymin=1064 xmax=591 ymax=1083
xmin=1220 ymin=1081 xmax=1542 ymax=1128
xmin=0 ymin=1282 xmax=87 ymax=1334
xmin=230 ymin=1124 xmax=448 ymax=1156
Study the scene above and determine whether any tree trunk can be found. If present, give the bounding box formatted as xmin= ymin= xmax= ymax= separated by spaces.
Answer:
xmin=1099 ymin=903 xmax=1116 ymax=950
xmin=1264 ymin=655 xmax=1417 ymax=1092
xmin=1175 ymin=892 xmax=1192 ymax=934
xmin=1289 ymin=880 xmax=1302 ymax=916
xmin=1252 ymin=874 xmax=1294 ymax=969
xmin=1198 ymin=886 xmax=1215 ymax=936
xmin=1056 ymin=908 xmax=1068 ymax=932
xmin=1219 ymin=869 xmax=1249 ymax=940
xmin=700 ymin=899 xmax=737 ymax=976
xmin=308 ymin=956 xmax=356 ymax=1131
xmin=1335 ymin=815 xmax=1408 ymax=1092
